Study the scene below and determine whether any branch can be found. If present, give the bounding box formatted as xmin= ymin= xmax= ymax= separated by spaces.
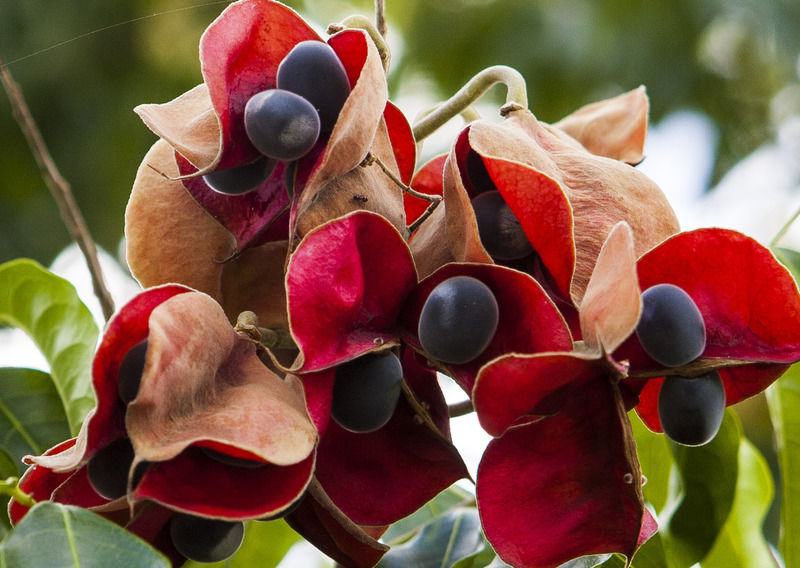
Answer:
xmin=375 ymin=0 xmax=387 ymax=38
xmin=0 ymin=58 xmax=115 ymax=321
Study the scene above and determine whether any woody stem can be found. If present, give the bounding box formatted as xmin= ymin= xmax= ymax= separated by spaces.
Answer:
xmin=0 ymin=58 xmax=115 ymax=321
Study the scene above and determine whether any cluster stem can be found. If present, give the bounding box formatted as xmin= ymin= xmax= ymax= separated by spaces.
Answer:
xmin=1 ymin=476 xmax=35 ymax=508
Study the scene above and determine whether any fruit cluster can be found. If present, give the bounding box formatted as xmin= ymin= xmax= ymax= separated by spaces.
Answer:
xmin=11 ymin=1 xmax=800 ymax=567
xmin=205 ymin=40 xmax=352 ymax=195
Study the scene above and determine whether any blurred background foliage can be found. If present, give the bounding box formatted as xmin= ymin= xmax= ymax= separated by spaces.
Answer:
xmin=1 ymin=0 xmax=798 ymax=265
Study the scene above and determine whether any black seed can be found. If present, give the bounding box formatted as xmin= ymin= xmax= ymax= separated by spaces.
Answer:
xmin=636 ymin=283 xmax=706 ymax=367
xmin=118 ymin=339 xmax=148 ymax=404
xmin=244 ymin=89 xmax=320 ymax=161
xmin=277 ymin=40 xmax=351 ymax=132
xmin=87 ymin=437 xmax=136 ymax=500
xmin=169 ymin=513 xmax=245 ymax=563
xmin=418 ymin=276 xmax=499 ymax=364
xmin=472 ymin=190 xmax=533 ymax=260
xmin=658 ymin=372 xmax=726 ymax=446
xmin=203 ymin=156 xmax=277 ymax=195
xmin=465 ymin=149 xmax=495 ymax=194
xmin=331 ymin=352 xmax=403 ymax=433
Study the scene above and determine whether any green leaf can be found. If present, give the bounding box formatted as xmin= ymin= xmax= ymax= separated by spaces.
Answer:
xmin=595 ymin=554 xmax=627 ymax=568
xmin=559 ymin=554 xmax=614 ymax=567
xmin=0 ymin=259 xmax=98 ymax=435
xmin=703 ymin=439 xmax=777 ymax=567
xmin=629 ymin=533 xmax=669 ymax=568
xmin=0 ymin=448 xmax=19 ymax=540
xmin=184 ymin=519 xmax=301 ymax=568
xmin=382 ymin=484 xmax=475 ymax=545
xmin=450 ymin=543 xmax=496 ymax=568
xmin=773 ymin=247 xmax=800 ymax=280
xmin=0 ymin=501 xmax=169 ymax=567
xmin=766 ymin=362 xmax=800 ymax=567
xmin=630 ymin=411 xmax=673 ymax=513
xmin=376 ymin=507 xmax=486 ymax=568
xmin=0 ymin=368 xmax=70 ymax=464
xmin=659 ymin=410 xmax=741 ymax=568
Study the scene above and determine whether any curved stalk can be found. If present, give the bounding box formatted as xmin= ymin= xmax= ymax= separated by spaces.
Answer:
xmin=412 ymin=65 xmax=528 ymax=142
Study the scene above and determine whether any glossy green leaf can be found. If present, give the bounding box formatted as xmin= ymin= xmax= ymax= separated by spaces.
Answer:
xmin=703 ymin=439 xmax=777 ymax=567
xmin=0 ymin=367 xmax=70 ymax=465
xmin=0 ymin=259 xmax=98 ymax=435
xmin=0 ymin=448 xmax=20 ymax=481
xmin=595 ymin=554 xmax=627 ymax=568
xmin=773 ymin=247 xmax=800 ymax=279
xmin=185 ymin=519 xmax=301 ymax=568
xmin=377 ymin=507 xmax=485 ymax=568
xmin=450 ymin=538 xmax=496 ymax=568
xmin=659 ymin=410 xmax=740 ymax=568
xmin=767 ymin=362 xmax=800 ymax=567
xmin=382 ymin=484 xmax=475 ymax=545
xmin=0 ymin=448 xmax=18 ymax=540
xmin=629 ymin=533 xmax=668 ymax=568
xmin=0 ymin=501 xmax=169 ymax=567
xmin=629 ymin=411 xmax=673 ymax=513
xmin=560 ymin=554 xmax=615 ymax=567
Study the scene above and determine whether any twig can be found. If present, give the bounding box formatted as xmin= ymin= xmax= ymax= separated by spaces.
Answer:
xmin=307 ymin=477 xmax=388 ymax=551
xmin=0 ymin=58 xmax=115 ymax=321
xmin=401 ymin=380 xmax=447 ymax=439
xmin=361 ymin=153 xmax=442 ymax=238
xmin=234 ymin=311 xmax=298 ymax=351
xmin=374 ymin=0 xmax=387 ymax=38
xmin=448 ymin=399 xmax=474 ymax=418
